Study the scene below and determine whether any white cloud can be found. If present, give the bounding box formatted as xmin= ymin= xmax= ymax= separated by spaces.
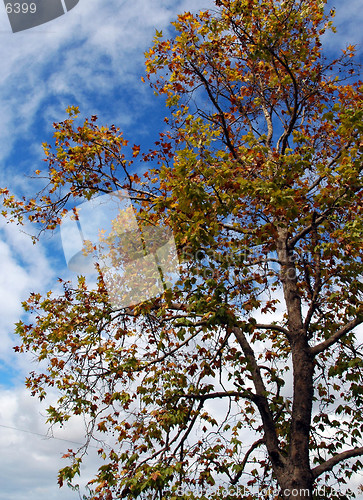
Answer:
xmin=0 ymin=386 xmax=102 ymax=500
xmin=325 ymin=0 xmax=363 ymax=49
xmin=0 ymin=0 xmax=213 ymax=166
xmin=0 ymin=219 xmax=56 ymax=364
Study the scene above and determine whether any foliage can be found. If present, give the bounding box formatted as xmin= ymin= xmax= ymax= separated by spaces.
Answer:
xmin=2 ymin=1 xmax=363 ymax=499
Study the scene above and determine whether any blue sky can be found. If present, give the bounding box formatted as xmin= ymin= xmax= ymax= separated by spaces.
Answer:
xmin=0 ymin=1 xmax=362 ymax=499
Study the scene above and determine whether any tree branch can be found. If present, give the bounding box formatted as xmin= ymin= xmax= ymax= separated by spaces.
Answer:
xmin=178 ymin=390 xmax=255 ymax=402
xmin=287 ymin=209 xmax=332 ymax=250
xmin=231 ymin=326 xmax=286 ymax=470
xmin=312 ymin=447 xmax=363 ymax=479
xmin=268 ymin=50 xmax=299 ymax=154
xmin=220 ymin=222 xmax=254 ymax=234
xmin=311 ymin=317 xmax=363 ymax=356
xmin=189 ymin=61 xmax=239 ymax=161
xmin=231 ymin=438 xmax=265 ymax=485
xmin=254 ymin=324 xmax=290 ymax=336
xmin=306 ymin=131 xmax=359 ymax=194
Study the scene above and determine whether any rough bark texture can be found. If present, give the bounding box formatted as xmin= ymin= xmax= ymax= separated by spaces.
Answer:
xmin=266 ymin=229 xmax=315 ymax=498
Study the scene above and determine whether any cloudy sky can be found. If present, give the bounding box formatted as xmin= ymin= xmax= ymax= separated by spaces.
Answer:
xmin=0 ymin=1 xmax=362 ymax=499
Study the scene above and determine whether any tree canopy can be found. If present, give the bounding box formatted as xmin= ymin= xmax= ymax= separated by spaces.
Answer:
xmin=1 ymin=0 xmax=362 ymax=499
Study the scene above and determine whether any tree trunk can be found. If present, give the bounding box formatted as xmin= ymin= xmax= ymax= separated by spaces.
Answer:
xmin=280 ymin=481 xmax=313 ymax=500
xmin=274 ymin=229 xmax=315 ymax=499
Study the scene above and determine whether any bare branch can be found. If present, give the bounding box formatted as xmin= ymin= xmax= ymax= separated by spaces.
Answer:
xmin=254 ymin=324 xmax=290 ymax=336
xmin=178 ymin=390 xmax=255 ymax=402
xmin=220 ymin=222 xmax=254 ymax=234
xmin=231 ymin=326 xmax=286 ymax=470
xmin=189 ymin=61 xmax=240 ymax=161
xmin=312 ymin=447 xmax=363 ymax=479
xmin=287 ymin=209 xmax=332 ymax=249
xmin=311 ymin=317 xmax=363 ymax=356
xmin=231 ymin=438 xmax=265 ymax=485
xmin=268 ymin=50 xmax=300 ymax=154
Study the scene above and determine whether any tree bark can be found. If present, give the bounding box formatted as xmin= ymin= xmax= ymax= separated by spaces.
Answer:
xmin=274 ymin=228 xmax=315 ymax=499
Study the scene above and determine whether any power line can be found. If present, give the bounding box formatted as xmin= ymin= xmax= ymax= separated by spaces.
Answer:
xmin=0 ymin=423 xmax=99 ymax=448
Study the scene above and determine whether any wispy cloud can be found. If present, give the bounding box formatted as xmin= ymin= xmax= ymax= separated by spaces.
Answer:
xmin=0 ymin=1 xmax=212 ymax=498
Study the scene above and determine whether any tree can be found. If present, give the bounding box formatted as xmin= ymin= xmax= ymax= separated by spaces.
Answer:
xmin=1 ymin=0 xmax=362 ymax=499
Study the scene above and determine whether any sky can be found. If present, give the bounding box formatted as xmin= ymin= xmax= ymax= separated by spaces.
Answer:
xmin=0 ymin=1 xmax=362 ymax=499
